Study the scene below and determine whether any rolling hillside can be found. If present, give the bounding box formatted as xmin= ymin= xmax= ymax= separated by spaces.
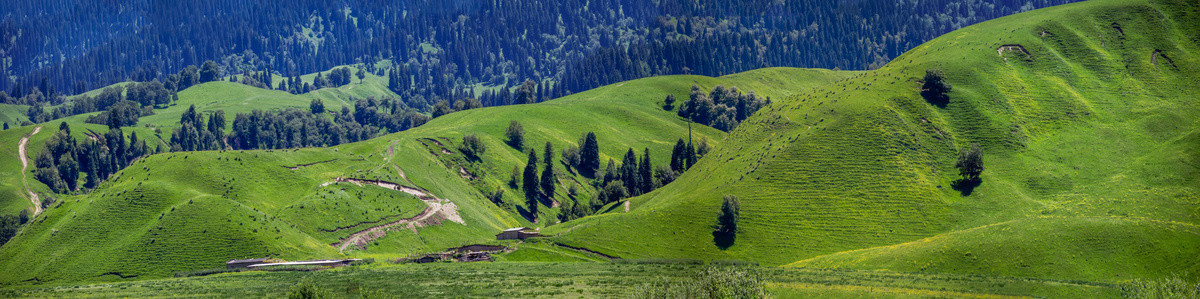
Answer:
xmin=550 ymin=0 xmax=1200 ymax=284
xmin=0 ymin=64 xmax=396 ymax=219
xmin=0 ymin=67 xmax=853 ymax=284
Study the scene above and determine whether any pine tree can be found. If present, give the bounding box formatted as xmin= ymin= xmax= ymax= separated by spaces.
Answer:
xmin=670 ymin=138 xmax=686 ymax=172
xmin=621 ymin=149 xmax=640 ymax=196
xmin=540 ymin=142 xmax=556 ymax=198
xmin=639 ymin=148 xmax=653 ymax=193
xmin=580 ymin=132 xmax=599 ymax=176
xmin=505 ymin=121 xmax=525 ymax=150
xmin=522 ymin=150 xmax=540 ymax=221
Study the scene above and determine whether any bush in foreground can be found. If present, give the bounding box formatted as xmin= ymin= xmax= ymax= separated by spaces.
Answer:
xmin=633 ymin=266 xmax=764 ymax=299
xmin=1124 ymin=275 xmax=1200 ymax=299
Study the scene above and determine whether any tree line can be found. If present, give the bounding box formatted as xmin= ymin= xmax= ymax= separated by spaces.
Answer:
xmin=34 ymin=122 xmax=157 ymax=193
xmin=4 ymin=0 xmax=1076 ymax=113
xmin=497 ymin=121 xmax=711 ymax=223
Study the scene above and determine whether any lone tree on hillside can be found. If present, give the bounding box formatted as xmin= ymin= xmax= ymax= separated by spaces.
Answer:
xmin=506 ymin=121 xmax=525 ymax=150
xmin=713 ymin=195 xmax=740 ymax=249
xmin=356 ymin=68 xmax=366 ymax=84
xmin=956 ymin=143 xmax=985 ymax=181
xmin=459 ymin=134 xmax=486 ymax=160
xmin=921 ymin=69 xmax=952 ymax=107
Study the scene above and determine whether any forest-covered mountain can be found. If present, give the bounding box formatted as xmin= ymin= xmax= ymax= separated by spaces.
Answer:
xmin=2 ymin=0 xmax=1077 ymax=106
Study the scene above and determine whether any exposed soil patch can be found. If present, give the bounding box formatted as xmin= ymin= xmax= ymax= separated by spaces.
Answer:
xmin=18 ymin=126 xmax=43 ymax=215
xmin=997 ymin=44 xmax=1031 ymax=60
xmin=283 ymin=159 xmax=337 ymax=170
xmin=459 ymin=167 xmax=477 ymax=180
xmin=84 ymin=129 xmax=101 ymax=142
xmin=334 ymin=177 xmax=431 ymax=199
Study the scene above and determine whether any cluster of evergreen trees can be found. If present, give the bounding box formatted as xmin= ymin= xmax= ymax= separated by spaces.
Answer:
xmin=169 ymin=105 xmax=226 ymax=151
xmin=26 ymin=81 xmax=173 ymax=124
xmin=83 ymin=100 xmax=153 ymax=128
xmin=227 ymin=97 xmax=427 ymax=150
xmin=677 ymin=85 xmax=767 ymax=132
xmin=34 ymin=123 xmax=156 ymax=193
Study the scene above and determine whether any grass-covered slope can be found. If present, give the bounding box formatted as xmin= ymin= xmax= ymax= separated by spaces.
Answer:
xmin=0 ymin=64 xmax=393 ymax=219
xmin=0 ymin=67 xmax=853 ymax=284
xmin=551 ymin=0 xmax=1200 ymax=283
xmin=405 ymin=67 xmax=854 ymax=223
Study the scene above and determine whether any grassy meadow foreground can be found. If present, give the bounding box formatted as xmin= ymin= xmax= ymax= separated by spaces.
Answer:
xmin=0 ymin=0 xmax=1197 ymax=297
xmin=0 ymin=262 xmax=1122 ymax=298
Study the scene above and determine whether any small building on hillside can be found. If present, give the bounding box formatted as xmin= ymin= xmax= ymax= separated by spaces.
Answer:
xmin=226 ymin=258 xmax=269 ymax=269
xmin=246 ymin=259 xmax=362 ymax=269
xmin=496 ymin=227 xmax=541 ymax=240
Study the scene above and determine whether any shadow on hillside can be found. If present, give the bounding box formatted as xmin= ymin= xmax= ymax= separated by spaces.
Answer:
xmin=516 ymin=205 xmax=536 ymax=223
xmin=713 ymin=231 xmax=736 ymax=250
xmin=951 ymin=178 xmax=982 ymax=196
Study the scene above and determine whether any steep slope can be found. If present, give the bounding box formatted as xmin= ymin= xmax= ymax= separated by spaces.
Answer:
xmin=0 ymin=67 xmax=854 ymax=284
xmin=551 ymin=0 xmax=1200 ymax=283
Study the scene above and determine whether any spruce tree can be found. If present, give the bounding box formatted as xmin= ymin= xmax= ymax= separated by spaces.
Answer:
xmin=670 ymin=139 xmax=686 ymax=172
xmin=505 ymin=121 xmax=525 ymax=150
xmin=540 ymin=142 xmax=556 ymax=198
xmin=580 ymin=132 xmax=599 ymax=176
xmin=522 ymin=150 xmax=540 ymax=221
xmin=639 ymin=148 xmax=653 ymax=193
xmin=620 ymin=148 xmax=640 ymax=196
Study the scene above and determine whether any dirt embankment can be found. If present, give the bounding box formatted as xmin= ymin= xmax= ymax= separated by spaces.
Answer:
xmin=18 ymin=126 xmax=43 ymax=215
xmin=328 ymin=177 xmax=465 ymax=252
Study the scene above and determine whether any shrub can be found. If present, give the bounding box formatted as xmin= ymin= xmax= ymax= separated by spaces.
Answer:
xmin=288 ymin=278 xmax=332 ymax=299
xmin=1124 ymin=275 xmax=1200 ymax=299
xmin=0 ymin=215 xmax=19 ymax=245
xmin=18 ymin=209 xmax=30 ymax=224
xmin=458 ymin=134 xmax=486 ymax=160
xmin=955 ymin=143 xmax=984 ymax=181
xmin=633 ymin=266 xmax=764 ymax=299
xmin=714 ymin=195 xmax=740 ymax=249
xmin=505 ymin=121 xmax=525 ymax=150
xmin=921 ymin=69 xmax=952 ymax=106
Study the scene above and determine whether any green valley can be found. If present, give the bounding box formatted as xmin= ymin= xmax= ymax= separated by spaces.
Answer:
xmin=0 ymin=0 xmax=1197 ymax=297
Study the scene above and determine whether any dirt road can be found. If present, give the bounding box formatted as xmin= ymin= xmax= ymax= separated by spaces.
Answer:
xmin=18 ymin=126 xmax=43 ymax=215
xmin=330 ymin=177 xmax=464 ymax=252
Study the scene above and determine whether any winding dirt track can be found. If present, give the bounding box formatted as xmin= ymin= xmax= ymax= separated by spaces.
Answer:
xmin=330 ymin=177 xmax=464 ymax=252
xmin=18 ymin=126 xmax=43 ymax=215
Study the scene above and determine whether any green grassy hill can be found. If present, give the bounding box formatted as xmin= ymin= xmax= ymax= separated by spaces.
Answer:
xmin=0 ymin=64 xmax=396 ymax=220
xmin=549 ymin=0 xmax=1200 ymax=284
xmin=0 ymin=104 xmax=29 ymax=127
xmin=0 ymin=67 xmax=852 ymax=284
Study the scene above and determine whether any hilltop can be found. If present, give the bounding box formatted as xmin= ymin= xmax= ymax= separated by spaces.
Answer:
xmin=550 ymin=0 xmax=1200 ymax=284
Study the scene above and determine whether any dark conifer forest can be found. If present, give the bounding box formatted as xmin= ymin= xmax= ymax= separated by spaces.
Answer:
xmin=1 ymin=0 xmax=1076 ymax=106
